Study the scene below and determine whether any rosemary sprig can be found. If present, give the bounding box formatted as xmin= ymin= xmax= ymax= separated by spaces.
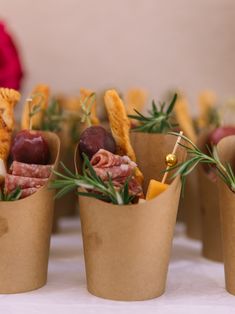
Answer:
xmin=166 ymin=132 xmax=235 ymax=193
xmin=128 ymin=93 xmax=178 ymax=133
xmin=41 ymin=98 xmax=64 ymax=132
xmin=0 ymin=187 xmax=22 ymax=201
xmin=80 ymin=93 xmax=96 ymax=127
xmin=51 ymin=154 xmax=134 ymax=205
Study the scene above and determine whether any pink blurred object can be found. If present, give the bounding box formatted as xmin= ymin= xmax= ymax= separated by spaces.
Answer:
xmin=0 ymin=21 xmax=23 ymax=89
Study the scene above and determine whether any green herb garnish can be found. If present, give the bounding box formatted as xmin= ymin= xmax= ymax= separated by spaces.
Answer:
xmin=128 ymin=93 xmax=178 ymax=133
xmin=41 ymin=98 xmax=64 ymax=132
xmin=166 ymin=132 xmax=235 ymax=193
xmin=0 ymin=187 xmax=22 ymax=201
xmin=51 ymin=154 xmax=134 ymax=205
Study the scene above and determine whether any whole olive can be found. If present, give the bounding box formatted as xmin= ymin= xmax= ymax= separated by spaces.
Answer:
xmin=79 ymin=126 xmax=116 ymax=159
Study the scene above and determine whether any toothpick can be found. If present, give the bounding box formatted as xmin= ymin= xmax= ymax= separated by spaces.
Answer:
xmin=161 ymin=131 xmax=183 ymax=184
xmin=27 ymin=98 xmax=33 ymax=130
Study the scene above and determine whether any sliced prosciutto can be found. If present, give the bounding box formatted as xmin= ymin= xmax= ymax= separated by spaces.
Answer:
xmin=90 ymin=149 xmax=143 ymax=197
xmin=5 ymin=174 xmax=48 ymax=194
xmin=10 ymin=161 xmax=52 ymax=178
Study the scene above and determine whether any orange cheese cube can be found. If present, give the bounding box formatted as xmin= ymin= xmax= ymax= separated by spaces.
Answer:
xmin=146 ymin=179 xmax=168 ymax=200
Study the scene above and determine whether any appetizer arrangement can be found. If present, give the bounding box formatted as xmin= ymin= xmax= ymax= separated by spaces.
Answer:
xmin=52 ymin=89 xmax=181 ymax=205
xmin=0 ymin=86 xmax=55 ymax=201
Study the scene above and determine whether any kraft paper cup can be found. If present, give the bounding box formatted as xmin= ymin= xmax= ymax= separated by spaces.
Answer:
xmin=181 ymin=170 xmax=202 ymax=240
xmin=217 ymin=135 xmax=235 ymax=294
xmin=198 ymin=167 xmax=223 ymax=262
xmin=0 ymin=131 xmax=60 ymax=293
xmin=75 ymin=138 xmax=184 ymax=301
xmin=197 ymin=130 xmax=222 ymax=261
xmin=130 ymin=132 xmax=183 ymax=192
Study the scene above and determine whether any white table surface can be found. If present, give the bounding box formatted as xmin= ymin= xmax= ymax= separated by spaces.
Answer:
xmin=1 ymin=218 xmax=235 ymax=314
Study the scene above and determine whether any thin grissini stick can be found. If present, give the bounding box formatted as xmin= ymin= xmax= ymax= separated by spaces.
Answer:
xmin=161 ymin=131 xmax=183 ymax=184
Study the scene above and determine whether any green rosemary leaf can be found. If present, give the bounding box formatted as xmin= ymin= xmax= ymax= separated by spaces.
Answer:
xmin=166 ymin=93 xmax=177 ymax=115
xmin=0 ymin=187 xmax=22 ymax=201
xmin=166 ymin=132 xmax=235 ymax=193
xmin=59 ymin=162 xmax=77 ymax=178
xmin=77 ymin=191 xmax=111 ymax=202
xmin=55 ymin=184 xmax=77 ymax=199
xmin=51 ymin=153 xmax=135 ymax=205
xmin=129 ymin=94 xmax=177 ymax=134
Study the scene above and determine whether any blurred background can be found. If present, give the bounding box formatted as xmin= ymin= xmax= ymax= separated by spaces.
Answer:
xmin=1 ymin=0 xmax=235 ymax=114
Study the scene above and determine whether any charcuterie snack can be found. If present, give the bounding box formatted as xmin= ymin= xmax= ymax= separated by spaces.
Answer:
xmin=0 ymin=86 xmax=55 ymax=200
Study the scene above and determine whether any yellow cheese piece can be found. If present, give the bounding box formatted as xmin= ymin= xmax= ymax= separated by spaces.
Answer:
xmin=146 ymin=179 xmax=168 ymax=200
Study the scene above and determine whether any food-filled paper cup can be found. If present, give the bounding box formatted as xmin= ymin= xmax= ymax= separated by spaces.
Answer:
xmin=0 ymin=132 xmax=60 ymax=293
xmin=75 ymin=138 xmax=184 ymax=301
xmin=197 ymin=130 xmax=222 ymax=261
xmin=217 ymin=135 xmax=235 ymax=294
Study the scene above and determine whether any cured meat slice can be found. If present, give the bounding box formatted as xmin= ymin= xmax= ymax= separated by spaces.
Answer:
xmin=20 ymin=187 xmax=38 ymax=199
xmin=94 ymin=164 xmax=133 ymax=181
xmin=5 ymin=174 xmax=48 ymax=193
xmin=90 ymin=149 xmax=143 ymax=197
xmin=91 ymin=149 xmax=136 ymax=168
xmin=10 ymin=161 xmax=51 ymax=178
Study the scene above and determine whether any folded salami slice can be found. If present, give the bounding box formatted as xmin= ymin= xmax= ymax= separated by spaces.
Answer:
xmin=90 ymin=149 xmax=143 ymax=197
xmin=20 ymin=187 xmax=38 ymax=199
xmin=10 ymin=161 xmax=52 ymax=178
xmin=91 ymin=149 xmax=137 ymax=168
xmin=5 ymin=174 xmax=48 ymax=193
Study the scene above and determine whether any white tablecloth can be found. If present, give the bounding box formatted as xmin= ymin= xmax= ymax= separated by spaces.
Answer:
xmin=1 ymin=218 xmax=235 ymax=314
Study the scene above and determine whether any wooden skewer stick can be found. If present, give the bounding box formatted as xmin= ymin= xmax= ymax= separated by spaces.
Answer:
xmin=161 ymin=131 xmax=183 ymax=184
xmin=27 ymin=98 xmax=33 ymax=130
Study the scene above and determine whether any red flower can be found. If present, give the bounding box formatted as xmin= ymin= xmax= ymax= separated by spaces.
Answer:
xmin=0 ymin=22 xmax=23 ymax=90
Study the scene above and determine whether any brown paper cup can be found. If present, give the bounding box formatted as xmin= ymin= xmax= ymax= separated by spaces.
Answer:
xmin=0 ymin=131 xmax=60 ymax=293
xmin=181 ymin=169 xmax=202 ymax=240
xmin=197 ymin=130 xmax=222 ymax=261
xmin=130 ymin=132 xmax=183 ymax=191
xmin=198 ymin=167 xmax=223 ymax=262
xmin=75 ymin=136 xmax=184 ymax=301
xmin=217 ymin=135 xmax=235 ymax=294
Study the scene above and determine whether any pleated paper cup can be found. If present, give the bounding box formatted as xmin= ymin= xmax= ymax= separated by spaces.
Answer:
xmin=0 ymin=131 xmax=60 ymax=294
xmin=217 ymin=135 xmax=235 ymax=294
xmin=75 ymin=137 xmax=184 ymax=301
xmin=197 ymin=130 xmax=223 ymax=261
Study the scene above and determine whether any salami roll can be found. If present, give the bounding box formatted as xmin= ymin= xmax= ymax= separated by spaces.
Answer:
xmin=5 ymin=174 xmax=48 ymax=193
xmin=10 ymin=161 xmax=52 ymax=178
